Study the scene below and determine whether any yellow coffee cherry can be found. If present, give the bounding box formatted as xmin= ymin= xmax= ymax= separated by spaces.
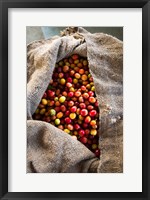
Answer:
xmin=92 ymin=144 xmax=98 ymax=150
xmin=35 ymin=108 xmax=39 ymax=114
xmin=69 ymin=113 xmax=76 ymax=119
xmin=90 ymin=129 xmax=97 ymax=136
xmin=73 ymin=78 xmax=78 ymax=84
xmin=40 ymin=108 xmax=46 ymax=115
xmin=41 ymin=99 xmax=48 ymax=105
xmin=91 ymin=86 xmax=95 ymax=91
xmin=64 ymin=129 xmax=70 ymax=134
xmin=79 ymin=115 xmax=84 ymax=120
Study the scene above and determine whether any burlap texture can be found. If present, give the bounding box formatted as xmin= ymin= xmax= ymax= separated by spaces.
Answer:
xmin=27 ymin=27 xmax=123 ymax=173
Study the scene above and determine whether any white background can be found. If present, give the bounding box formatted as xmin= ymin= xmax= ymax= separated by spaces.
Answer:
xmin=8 ymin=8 xmax=142 ymax=192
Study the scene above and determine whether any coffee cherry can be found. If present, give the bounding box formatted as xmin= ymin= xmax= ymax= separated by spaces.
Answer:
xmin=79 ymin=103 xmax=86 ymax=109
xmin=70 ymin=113 xmax=76 ymax=119
xmin=75 ymin=73 xmax=81 ymax=79
xmin=40 ymin=108 xmax=46 ymax=115
xmin=64 ymin=128 xmax=70 ymax=134
xmin=81 ymin=74 xmax=88 ymax=81
xmin=65 ymin=110 xmax=70 ymax=116
xmin=84 ymin=116 xmax=91 ymax=123
xmin=92 ymin=144 xmax=97 ymax=150
xmin=83 ymin=81 xmax=88 ymax=85
xmin=83 ymin=123 xmax=88 ymax=128
xmin=73 ymin=78 xmax=78 ymax=84
xmin=66 ymin=82 xmax=72 ymax=88
xmin=56 ymin=89 xmax=61 ymax=96
xmin=35 ymin=108 xmax=39 ymax=114
xmin=95 ymin=101 xmax=99 ymax=107
xmin=70 ymin=70 xmax=75 ymax=76
xmin=86 ymin=84 xmax=91 ymax=90
xmin=78 ymin=96 xmax=84 ymax=103
xmin=80 ymin=109 xmax=88 ymax=117
xmin=67 ymin=77 xmax=72 ymax=83
xmin=42 ymin=92 xmax=47 ymax=98
xmin=90 ymin=129 xmax=97 ymax=136
xmin=51 ymin=115 xmax=56 ymax=121
xmin=54 ymin=97 xmax=58 ymax=101
xmin=89 ymin=97 xmax=96 ymax=103
xmin=55 ymin=101 xmax=61 ymax=106
xmin=54 ymin=106 xmax=60 ymax=112
xmin=74 ymin=124 xmax=80 ymax=130
xmin=56 ymin=112 xmax=63 ymax=119
xmin=60 ymin=105 xmax=66 ymax=112
xmin=90 ymin=120 xmax=96 ymax=126
xmin=70 ymin=63 xmax=75 ymax=68
xmin=87 ymin=105 xmax=94 ymax=110
xmin=76 ymin=108 xmax=81 ymax=115
xmin=79 ymin=130 xmax=85 ymax=137
xmin=41 ymin=99 xmax=47 ymax=105
xmin=60 ymin=78 xmax=66 ymax=85
xmin=90 ymin=82 xmax=94 ymax=86
xmin=79 ymin=69 xmax=85 ymax=75
xmin=73 ymin=131 xmax=78 ymax=136
xmin=49 ymin=100 xmax=54 ymax=106
xmin=88 ymin=91 xmax=94 ymax=97
xmin=59 ymin=96 xmax=66 ymax=103
xmin=78 ymin=119 xmax=82 ymax=124
xmin=50 ymin=109 xmax=56 ymax=116
xmin=74 ymin=59 xmax=79 ymax=64
xmin=85 ymin=129 xmax=90 ymax=135
xmin=89 ymin=77 xmax=93 ymax=82
xmin=89 ymin=110 xmax=97 ymax=117
xmin=81 ymin=85 xmax=86 ymax=91
xmin=58 ymin=61 xmax=64 ymax=66
xmin=74 ymin=91 xmax=81 ymax=97
xmin=95 ymin=149 xmax=100 ymax=157
xmin=69 ymin=58 xmax=73 ymax=64
xmin=55 ymin=118 xmax=60 ymax=125
xmin=83 ymin=60 xmax=88 ymax=66
xmin=78 ymin=115 xmax=83 ymax=121
xmin=68 ymin=91 xmax=74 ymax=97
xmin=58 ymin=125 xmax=64 ymax=130
xmin=58 ymin=72 xmax=64 ymax=78
xmin=64 ymin=117 xmax=72 ymax=124
xmin=67 ymin=124 xmax=74 ymax=131
xmin=82 ymin=93 xmax=89 ymax=99
xmin=73 ymin=97 xmax=78 ymax=102
xmin=47 ymin=90 xmax=55 ymax=98
xmin=80 ymin=137 xmax=88 ymax=144
xmin=65 ymin=62 xmax=70 ymax=67
xmin=63 ymin=65 xmax=69 ymax=73
xmin=68 ymin=100 xmax=74 ymax=107
xmin=92 ymin=125 xmax=98 ymax=129
xmin=91 ymin=86 xmax=95 ymax=91
xmin=70 ymin=106 xmax=77 ymax=113
xmin=77 ymin=62 xmax=83 ymax=67
xmin=72 ymin=54 xmax=79 ymax=60
xmin=44 ymin=116 xmax=51 ymax=123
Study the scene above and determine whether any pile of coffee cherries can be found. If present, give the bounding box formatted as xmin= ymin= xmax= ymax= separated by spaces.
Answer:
xmin=33 ymin=54 xmax=100 ymax=158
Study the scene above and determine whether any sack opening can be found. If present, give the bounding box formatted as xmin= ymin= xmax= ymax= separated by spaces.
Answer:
xmin=32 ymin=54 xmax=101 ymax=158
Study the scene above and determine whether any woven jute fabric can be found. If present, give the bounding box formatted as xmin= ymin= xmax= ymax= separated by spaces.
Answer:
xmin=27 ymin=27 xmax=123 ymax=173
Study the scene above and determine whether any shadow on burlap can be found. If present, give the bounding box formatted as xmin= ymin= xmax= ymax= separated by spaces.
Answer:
xmin=27 ymin=27 xmax=123 ymax=173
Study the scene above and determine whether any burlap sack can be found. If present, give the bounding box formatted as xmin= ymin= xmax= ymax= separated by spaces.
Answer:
xmin=27 ymin=27 xmax=123 ymax=173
